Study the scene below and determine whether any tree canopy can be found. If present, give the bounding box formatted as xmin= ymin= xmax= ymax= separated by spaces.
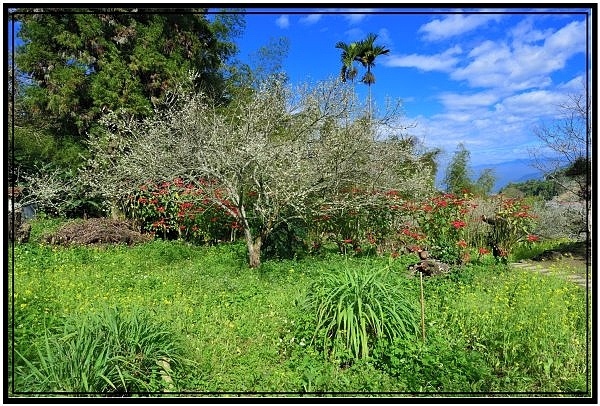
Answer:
xmin=86 ymin=76 xmax=436 ymax=267
xmin=443 ymin=143 xmax=496 ymax=196
xmin=12 ymin=8 xmax=245 ymax=137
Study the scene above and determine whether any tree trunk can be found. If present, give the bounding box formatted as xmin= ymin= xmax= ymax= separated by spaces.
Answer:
xmin=247 ymin=234 xmax=262 ymax=268
xmin=243 ymin=225 xmax=262 ymax=268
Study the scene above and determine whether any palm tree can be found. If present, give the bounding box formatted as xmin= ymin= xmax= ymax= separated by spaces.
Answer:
xmin=335 ymin=41 xmax=362 ymax=83
xmin=355 ymin=33 xmax=390 ymax=119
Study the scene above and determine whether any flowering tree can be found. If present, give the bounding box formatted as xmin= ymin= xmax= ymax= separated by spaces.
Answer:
xmin=85 ymin=76 xmax=435 ymax=267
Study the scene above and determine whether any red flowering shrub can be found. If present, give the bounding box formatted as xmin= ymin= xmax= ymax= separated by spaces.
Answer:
xmin=309 ymin=188 xmax=407 ymax=256
xmin=124 ymin=177 xmax=253 ymax=244
xmin=487 ymin=195 xmax=539 ymax=259
xmin=410 ymin=192 xmax=473 ymax=263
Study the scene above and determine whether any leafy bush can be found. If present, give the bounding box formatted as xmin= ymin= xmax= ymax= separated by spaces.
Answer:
xmin=261 ymin=217 xmax=309 ymax=260
xmin=300 ymin=262 xmax=419 ymax=362
xmin=123 ymin=177 xmax=244 ymax=243
xmin=15 ymin=307 xmax=193 ymax=394
xmin=488 ymin=196 xmax=539 ymax=258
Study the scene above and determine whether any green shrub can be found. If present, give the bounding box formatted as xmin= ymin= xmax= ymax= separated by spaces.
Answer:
xmin=301 ymin=262 xmax=419 ymax=362
xmin=14 ymin=306 xmax=193 ymax=394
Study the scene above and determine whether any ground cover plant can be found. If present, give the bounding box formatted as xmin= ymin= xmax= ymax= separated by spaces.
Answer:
xmin=8 ymin=218 xmax=590 ymax=397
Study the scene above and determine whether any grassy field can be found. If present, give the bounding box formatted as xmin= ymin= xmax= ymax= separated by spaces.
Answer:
xmin=7 ymin=218 xmax=592 ymax=398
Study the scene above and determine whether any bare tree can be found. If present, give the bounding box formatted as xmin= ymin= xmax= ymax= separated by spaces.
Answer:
xmin=85 ymin=76 xmax=434 ymax=267
xmin=529 ymin=83 xmax=591 ymax=239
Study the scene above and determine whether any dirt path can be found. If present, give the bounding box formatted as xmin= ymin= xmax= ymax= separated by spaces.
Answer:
xmin=511 ymin=260 xmax=592 ymax=290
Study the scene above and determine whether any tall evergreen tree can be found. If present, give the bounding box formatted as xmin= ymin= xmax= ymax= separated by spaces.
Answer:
xmin=12 ymin=8 xmax=244 ymax=137
xmin=443 ymin=143 xmax=473 ymax=194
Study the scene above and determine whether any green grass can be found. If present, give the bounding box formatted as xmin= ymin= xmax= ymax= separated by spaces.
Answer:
xmin=8 ymin=218 xmax=591 ymax=397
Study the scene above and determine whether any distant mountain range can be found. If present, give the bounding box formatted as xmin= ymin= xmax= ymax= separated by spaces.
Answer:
xmin=436 ymin=158 xmax=544 ymax=193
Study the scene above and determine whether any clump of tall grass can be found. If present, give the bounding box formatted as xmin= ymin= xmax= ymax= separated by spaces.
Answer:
xmin=301 ymin=261 xmax=419 ymax=362
xmin=14 ymin=306 xmax=193 ymax=395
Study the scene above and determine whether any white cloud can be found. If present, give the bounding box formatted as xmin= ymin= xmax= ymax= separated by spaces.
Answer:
xmin=299 ymin=14 xmax=322 ymax=25
xmin=437 ymin=91 xmax=500 ymax=110
xmin=383 ymin=45 xmax=462 ymax=72
xmin=495 ymin=90 xmax=567 ymax=118
xmin=275 ymin=15 xmax=289 ymax=29
xmin=449 ymin=20 xmax=586 ymax=90
xmin=408 ymin=85 xmax=579 ymax=166
xmin=419 ymin=13 xmax=503 ymax=41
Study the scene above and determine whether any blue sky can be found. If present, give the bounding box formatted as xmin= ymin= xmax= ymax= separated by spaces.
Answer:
xmin=230 ymin=7 xmax=591 ymax=185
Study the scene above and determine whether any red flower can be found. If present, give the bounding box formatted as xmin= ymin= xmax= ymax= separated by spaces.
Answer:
xmin=342 ymin=239 xmax=353 ymax=244
xmin=478 ymin=247 xmax=490 ymax=255
xmin=456 ymin=239 xmax=467 ymax=248
xmin=436 ymin=200 xmax=448 ymax=208
xmin=451 ymin=220 xmax=467 ymax=229
xmin=138 ymin=197 xmax=148 ymax=204
xmin=157 ymin=206 xmax=165 ymax=213
xmin=527 ymin=234 xmax=540 ymax=242
xmin=422 ymin=204 xmax=433 ymax=212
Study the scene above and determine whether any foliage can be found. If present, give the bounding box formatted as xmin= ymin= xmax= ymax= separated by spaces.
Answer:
xmin=487 ymin=195 xmax=539 ymax=259
xmin=15 ymin=306 xmax=193 ymax=393
xmin=87 ymin=76 xmax=433 ymax=267
xmin=300 ymin=261 xmax=419 ymax=362
xmin=443 ymin=143 xmax=496 ymax=196
xmin=12 ymin=8 xmax=244 ymax=137
xmin=123 ymin=177 xmax=243 ymax=243
xmin=10 ymin=127 xmax=87 ymax=179
xmin=410 ymin=192 xmax=473 ymax=263
xmin=18 ymin=165 xmax=106 ymax=218
xmin=500 ymin=178 xmax=559 ymax=200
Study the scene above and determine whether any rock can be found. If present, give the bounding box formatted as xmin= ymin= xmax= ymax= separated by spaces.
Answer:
xmin=409 ymin=259 xmax=450 ymax=277
xmin=533 ymin=250 xmax=563 ymax=261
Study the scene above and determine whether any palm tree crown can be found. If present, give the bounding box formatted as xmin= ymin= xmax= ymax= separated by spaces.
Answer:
xmin=335 ymin=41 xmax=362 ymax=83
xmin=355 ymin=33 xmax=390 ymax=86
